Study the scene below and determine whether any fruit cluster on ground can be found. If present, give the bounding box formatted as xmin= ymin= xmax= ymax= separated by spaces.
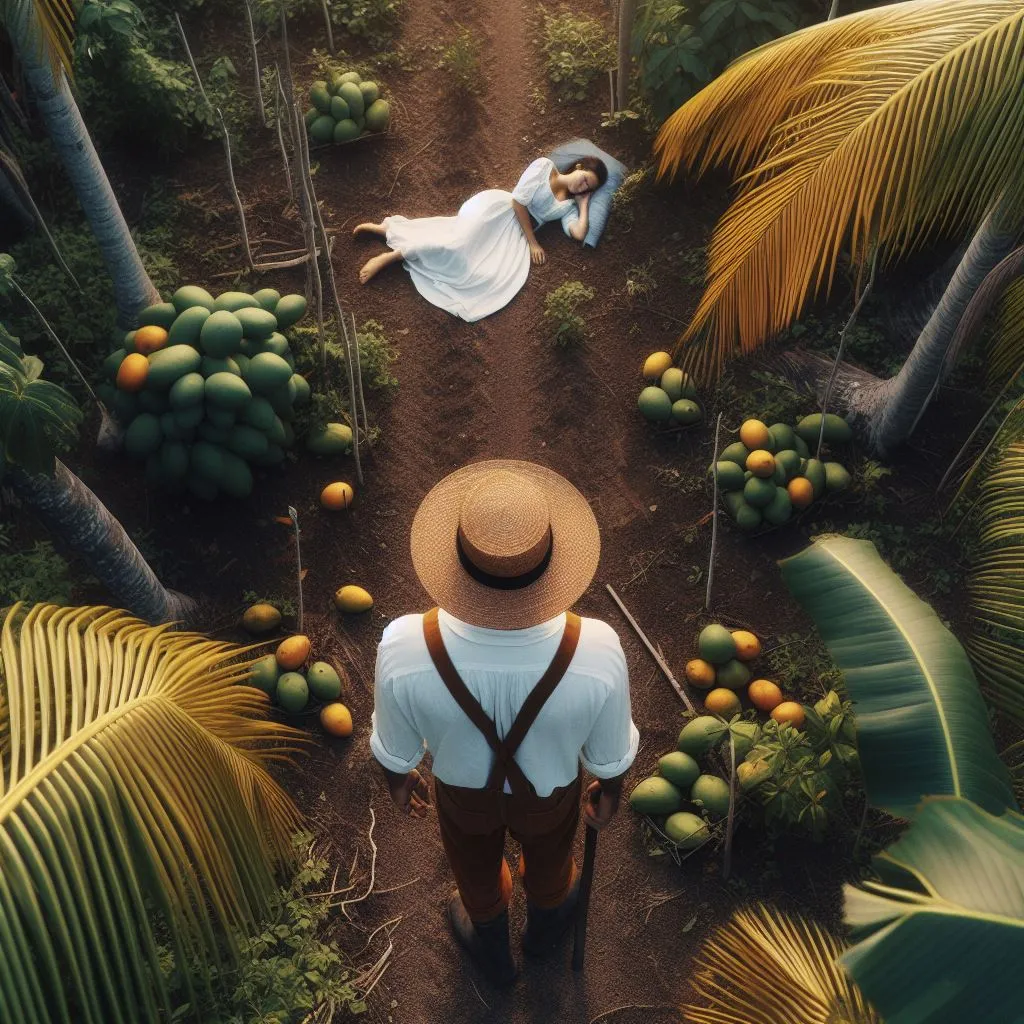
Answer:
xmin=99 ymin=285 xmax=357 ymax=500
xmin=637 ymin=350 xmax=704 ymax=427
xmin=306 ymin=69 xmax=392 ymax=146
xmin=712 ymin=413 xmax=853 ymax=532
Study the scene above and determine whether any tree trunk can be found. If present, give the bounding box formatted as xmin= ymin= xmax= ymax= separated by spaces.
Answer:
xmin=9 ymin=13 xmax=159 ymax=328
xmin=8 ymin=461 xmax=196 ymax=625
xmin=617 ymin=0 xmax=638 ymax=111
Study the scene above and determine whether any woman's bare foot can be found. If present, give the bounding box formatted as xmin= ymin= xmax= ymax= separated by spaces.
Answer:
xmin=353 ymin=221 xmax=386 ymax=239
xmin=359 ymin=250 xmax=402 ymax=284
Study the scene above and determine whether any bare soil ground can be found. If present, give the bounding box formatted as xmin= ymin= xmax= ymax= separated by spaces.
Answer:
xmin=56 ymin=0 xmax=985 ymax=1020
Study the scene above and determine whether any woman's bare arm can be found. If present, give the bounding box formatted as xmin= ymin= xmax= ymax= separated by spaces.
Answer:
xmin=512 ymin=199 xmax=546 ymax=264
xmin=569 ymin=193 xmax=591 ymax=242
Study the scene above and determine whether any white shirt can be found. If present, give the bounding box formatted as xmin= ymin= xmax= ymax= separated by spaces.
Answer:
xmin=370 ymin=610 xmax=640 ymax=797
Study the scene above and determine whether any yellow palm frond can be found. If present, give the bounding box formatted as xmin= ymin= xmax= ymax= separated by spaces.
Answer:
xmin=33 ymin=0 xmax=77 ymax=78
xmin=0 ymin=603 xmax=306 ymax=1023
xmin=989 ymin=277 xmax=1024 ymax=388
xmin=653 ymin=0 xmax=1024 ymax=379
xmin=683 ymin=904 xmax=880 ymax=1024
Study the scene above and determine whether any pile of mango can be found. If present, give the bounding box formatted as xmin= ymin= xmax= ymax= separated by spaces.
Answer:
xmin=712 ymin=413 xmax=852 ymax=532
xmin=99 ymin=285 xmax=353 ymax=501
xmin=305 ymin=69 xmax=391 ymax=146
xmin=637 ymin=350 xmax=704 ymax=427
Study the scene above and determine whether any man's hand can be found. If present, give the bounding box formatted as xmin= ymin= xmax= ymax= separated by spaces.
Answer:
xmin=387 ymin=768 xmax=431 ymax=818
xmin=530 ymin=242 xmax=546 ymax=266
xmin=583 ymin=778 xmax=621 ymax=831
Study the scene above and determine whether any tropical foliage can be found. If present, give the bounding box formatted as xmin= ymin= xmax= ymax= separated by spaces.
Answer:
xmin=0 ymin=604 xmax=303 ymax=1022
xmin=682 ymin=903 xmax=881 ymax=1024
xmin=779 ymin=534 xmax=1016 ymax=818
xmin=653 ymin=0 xmax=1024 ymax=380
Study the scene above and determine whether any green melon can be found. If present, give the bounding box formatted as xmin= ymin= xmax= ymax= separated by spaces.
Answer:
xmin=774 ymin=449 xmax=801 ymax=481
xmin=638 ymin=386 xmax=672 ymax=423
xmin=769 ymin=423 xmax=797 ymax=451
xmin=338 ymin=71 xmax=362 ymax=85
xmin=236 ymin=307 xmax=278 ymax=340
xmin=110 ymin=392 xmax=138 ymax=424
xmin=138 ymin=302 xmax=178 ymax=329
xmin=796 ymin=412 xmax=852 ymax=446
xmin=333 ymin=118 xmax=360 ymax=143
xmin=304 ymin=107 xmax=319 ymax=128
xmin=266 ymin=415 xmax=287 ymax=445
xmin=338 ymin=81 xmax=364 ymax=118
xmin=804 ymin=458 xmax=826 ymax=499
xmin=168 ymin=372 xmax=204 ymax=408
xmin=201 ymin=356 xmax=241 ymax=378
xmin=763 ymin=486 xmax=793 ymax=526
xmin=160 ymin=441 xmax=190 ymax=480
xmin=698 ymin=624 xmax=737 ymax=664
xmin=103 ymin=349 xmax=127 ymax=378
xmin=719 ymin=441 xmax=750 ymax=467
xmin=243 ymin=396 xmax=276 ymax=431
xmin=234 ymin=354 xmax=251 ymax=379
xmin=763 ymin=427 xmax=779 ymax=453
xmin=310 ymin=115 xmax=336 ymax=144
xmin=191 ymin=441 xmax=226 ymax=481
xmin=794 ymin=435 xmax=811 ymax=459
xmin=227 ymin=424 xmax=269 ymax=460
xmin=664 ymin=811 xmax=710 ymax=849
xmin=205 ymin=372 xmax=251 ymax=411
xmin=690 ymin=774 xmax=731 ymax=819
xmin=171 ymin=285 xmax=215 ymax=314
xmin=124 ymin=413 xmax=162 ymax=457
xmin=122 ymin=331 xmax=137 ymax=354
xmin=220 ymin=452 xmax=254 ymax=499
xmin=274 ymin=294 xmax=307 ymax=330
xmin=824 ymin=462 xmax=851 ymax=493
xmin=290 ymin=374 xmax=311 ymax=407
xmin=206 ymin=407 xmax=235 ymax=430
xmin=148 ymin=346 xmax=202 ymax=389
xmin=671 ymin=399 xmax=702 ymax=425
xmin=330 ymin=95 xmax=350 ymax=121
xmin=743 ymin=476 xmax=776 ymax=509
xmin=738 ymin=759 xmax=772 ymax=791
xmin=247 ymin=353 xmax=293 ymax=394
xmin=660 ymin=367 xmax=685 ymax=401
xmin=307 ymin=661 xmax=342 ymax=702
xmin=138 ymin=393 xmax=168 ymax=417
xmin=253 ymin=288 xmax=280 ymax=313
xmin=167 ymin=306 xmax=211 ymax=347
xmin=328 ymin=74 xmax=345 ymax=95
xmin=276 ymin=672 xmax=309 ymax=713
xmin=365 ymin=98 xmax=390 ymax=132
xmin=212 ymin=291 xmax=259 ymax=313
xmin=261 ymin=332 xmax=290 ymax=358
xmin=359 ymin=80 xmax=380 ymax=106
xmin=160 ymin=412 xmax=186 ymax=440
xmin=306 ymin=422 xmax=353 ymax=455
xmin=310 ymin=81 xmax=332 ymax=114
xmin=723 ymin=491 xmax=746 ymax=518
xmin=248 ymin=654 xmax=280 ymax=694
xmin=677 ymin=715 xmax=727 ymax=756
xmin=174 ymin=405 xmax=205 ymax=430
xmin=628 ymin=776 xmax=683 ymax=815
xmin=198 ymin=423 xmax=230 ymax=445
xmin=657 ymin=751 xmax=700 ymax=790
xmin=716 ymin=659 xmax=751 ymax=691
xmin=713 ymin=461 xmax=745 ymax=492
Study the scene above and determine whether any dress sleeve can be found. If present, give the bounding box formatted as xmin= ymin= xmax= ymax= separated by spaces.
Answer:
xmin=370 ymin=636 xmax=427 ymax=774
xmin=561 ymin=203 xmax=581 ymax=238
xmin=511 ymin=157 xmax=551 ymax=206
xmin=580 ymin=635 xmax=640 ymax=778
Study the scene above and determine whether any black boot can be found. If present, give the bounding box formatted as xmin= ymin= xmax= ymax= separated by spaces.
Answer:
xmin=446 ymin=893 xmax=518 ymax=987
xmin=521 ymin=874 xmax=580 ymax=959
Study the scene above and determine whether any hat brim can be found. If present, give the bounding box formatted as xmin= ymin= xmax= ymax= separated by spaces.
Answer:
xmin=410 ymin=460 xmax=600 ymax=630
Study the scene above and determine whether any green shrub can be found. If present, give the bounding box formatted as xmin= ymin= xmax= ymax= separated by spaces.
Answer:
xmin=544 ymin=280 xmax=596 ymax=348
xmin=538 ymin=9 xmax=615 ymax=103
xmin=437 ymin=26 xmax=484 ymax=93
xmin=0 ymin=524 xmax=76 ymax=606
xmin=254 ymin=0 xmax=404 ymax=48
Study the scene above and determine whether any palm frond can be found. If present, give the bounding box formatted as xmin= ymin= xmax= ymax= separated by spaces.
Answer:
xmin=653 ymin=0 xmax=1024 ymax=379
xmin=779 ymin=535 xmax=1015 ymax=819
xmin=989 ymin=275 xmax=1024 ymax=388
xmin=844 ymin=796 xmax=1024 ymax=1024
xmin=683 ymin=903 xmax=880 ymax=1024
xmin=8 ymin=0 xmax=78 ymax=78
xmin=0 ymin=603 xmax=305 ymax=1023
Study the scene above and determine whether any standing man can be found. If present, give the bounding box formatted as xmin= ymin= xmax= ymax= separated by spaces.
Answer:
xmin=370 ymin=461 xmax=639 ymax=987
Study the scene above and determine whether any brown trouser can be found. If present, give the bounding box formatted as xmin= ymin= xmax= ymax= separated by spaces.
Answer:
xmin=434 ymin=774 xmax=582 ymax=922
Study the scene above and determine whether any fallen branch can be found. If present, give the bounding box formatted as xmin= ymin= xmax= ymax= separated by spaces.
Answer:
xmin=244 ymin=0 xmax=267 ymax=125
xmin=339 ymin=808 xmax=377 ymax=919
xmin=385 ymin=134 xmax=439 ymax=199
xmin=589 ymin=1005 xmax=676 ymax=1024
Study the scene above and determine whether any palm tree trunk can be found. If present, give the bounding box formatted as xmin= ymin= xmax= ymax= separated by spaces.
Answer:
xmin=617 ymin=0 xmax=638 ymax=111
xmin=9 ymin=13 xmax=159 ymax=327
xmin=8 ymin=461 xmax=196 ymax=625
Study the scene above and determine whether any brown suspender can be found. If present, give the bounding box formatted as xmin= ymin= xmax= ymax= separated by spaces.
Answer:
xmin=422 ymin=607 xmax=582 ymax=798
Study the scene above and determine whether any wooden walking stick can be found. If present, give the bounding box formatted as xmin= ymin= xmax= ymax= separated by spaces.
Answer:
xmin=572 ymin=793 xmax=599 ymax=971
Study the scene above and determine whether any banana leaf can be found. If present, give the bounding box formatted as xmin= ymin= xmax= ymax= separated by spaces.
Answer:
xmin=779 ymin=535 xmax=1015 ymax=819
xmin=843 ymin=796 xmax=1024 ymax=1024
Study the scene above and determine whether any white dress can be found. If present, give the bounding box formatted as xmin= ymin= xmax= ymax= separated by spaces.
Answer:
xmin=382 ymin=157 xmax=581 ymax=322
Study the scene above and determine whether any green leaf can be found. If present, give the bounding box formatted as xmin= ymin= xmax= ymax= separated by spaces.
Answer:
xmin=779 ymin=536 xmax=1015 ymax=818
xmin=844 ymin=796 xmax=1024 ymax=1024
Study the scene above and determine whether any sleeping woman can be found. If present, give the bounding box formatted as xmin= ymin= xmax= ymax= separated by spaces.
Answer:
xmin=352 ymin=155 xmax=608 ymax=323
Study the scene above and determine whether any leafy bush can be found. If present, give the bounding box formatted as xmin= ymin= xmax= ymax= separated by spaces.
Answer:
xmin=539 ymin=9 xmax=615 ymax=103
xmin=0 ymin=524 xmax=75 ymax=606
xmin=437 ymin=26 xmax=484 ymax=93
xmin=254 ymin=0 xmax=404 ymax=48
xmin=632 ymin=0 xmax=803 ymax=124
xmin=162 ymin=834 xmax=366 ymax=1023
xmin=544 ymin=280 xmax=596 ymax=348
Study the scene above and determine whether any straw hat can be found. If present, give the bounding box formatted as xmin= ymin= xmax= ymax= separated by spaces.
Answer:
xmin=410 ymin=460 xmax=600 ymax=630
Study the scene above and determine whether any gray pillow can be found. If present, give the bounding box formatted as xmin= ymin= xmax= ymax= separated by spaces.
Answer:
xmin=547 ymin=138 xmax=627 ymax=249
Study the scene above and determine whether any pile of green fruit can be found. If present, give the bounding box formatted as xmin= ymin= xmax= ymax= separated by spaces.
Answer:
xmin=637 ymin=350 xmax=704 ymax=427
xmin=305 ymin=69 xmax=391 ymax=146
xmin=628 ymin=716 xmax=740 ymax=851
xmin=98 ymin=284 xmax=354 ymax=501
xmin=248 ymin=635 xmax=343 ymax=714
xmin=711 ymin=413 xmax=852 ymax=532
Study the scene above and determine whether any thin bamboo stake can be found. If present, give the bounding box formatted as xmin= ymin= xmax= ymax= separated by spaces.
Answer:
xmin=288 ymin=504 xmax=304 ymax=632
xmin=352 ymin=310 xmax=370 ymax=452
xmin=606 ymin=585 xmax=696 ymax=714
xmin=706 ymin=411 xmax=723 ymax=611
xmin=321 ymin=0 xmax=335 ymax=54
xmin=244 ymin=0 xmax=267 ymax=125
xmin=816 ymin=247 xmax=879 ymax=458
xmin=607 ymin=69 xmax=615 ymax=115
xmin=273 ymin=66 xmax=294 ymax=198
xmin=216 ymin=109 xmax=256 ymax=271
xmin=722 ymin=730 xmax=737 ymax=880
xmin=174 ymin=13 xmax=212 ymax=112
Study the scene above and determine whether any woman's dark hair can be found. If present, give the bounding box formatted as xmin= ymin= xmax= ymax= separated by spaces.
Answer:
xmin=561 ymin=155 xmax=608 ymax=192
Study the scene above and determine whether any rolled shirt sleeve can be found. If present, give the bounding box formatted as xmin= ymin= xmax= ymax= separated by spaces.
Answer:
xmin=580 ymin=639 xmax=640 ymax=778
xmin=370 ymin=642 xmax=426 ymax=774
xmin=511 ymin=157 xmax=549 ymax=206
xmin=561 ymin=204 xmax=581 ymax=238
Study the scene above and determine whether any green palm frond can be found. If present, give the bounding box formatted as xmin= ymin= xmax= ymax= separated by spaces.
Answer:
xmin=0 ymin=603 xmax=305 ymax=1023
xmin=653 ymin=0 xmax=1024 ymax=379
xmin=683 ymin=903 xmax=880 ymax=1024
xmin=966 ymin=440 xmax=1024 ymax=728
xmin=779 ymin=535 xmax=1015 ymax=818
xmin=844 ymin=796 xmax=1024 ymax=1024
